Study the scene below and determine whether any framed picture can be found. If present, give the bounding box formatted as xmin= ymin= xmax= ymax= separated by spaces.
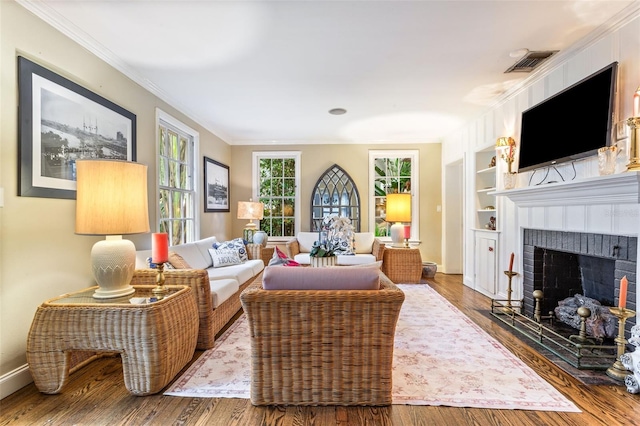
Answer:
xmin=18 ymin=56 xmax=136 ymax=199
xmin=204 ymin=157 xmax=229 ymax=212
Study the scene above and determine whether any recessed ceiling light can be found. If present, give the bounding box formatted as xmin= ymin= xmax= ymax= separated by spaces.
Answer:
xmin=329 ymin=108 xmax=347 ymax=115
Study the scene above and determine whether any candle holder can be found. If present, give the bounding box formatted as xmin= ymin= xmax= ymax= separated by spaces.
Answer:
xmin=403 ymin=237 xmax=410 ymax=248
xmin=152 ymin=262 xmax=168 ymax=300
xmin=606 ymin=307 xmax=636 ymax=381
xmin=626 ymin=117 xmax=640 ymax=171
xmin=503 ymin=270 xmax=518 ymax=311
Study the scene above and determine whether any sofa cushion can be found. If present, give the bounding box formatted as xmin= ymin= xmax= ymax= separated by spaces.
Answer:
xmin=209 ymin=248 xmax=243 ymax=268
xmin=296 ymin=232 xmax=318 ymax=253
xmin=194 ymin=236 xmax=218 ymax=268
xmin=171 ymin=243 xmax=211 ymax=270
xmin=168 ymin=252 xmax=191 ymax=269
xmin=353 ymin=232 xmax=375 ymax=254
xmin=209 ymin=278 xmax=240 ymax=308
xmin=269 ymin=246 xmax=301 ymax=267
xmin=262 ymin=266 xmax=380 ymax=290
xmin=214 ymin=238 xmax=248 ymax=262
xmin=335 ymin=253 xmax=377 ymax=265
xmin=206 ymin=260 xmax=262 ymax=284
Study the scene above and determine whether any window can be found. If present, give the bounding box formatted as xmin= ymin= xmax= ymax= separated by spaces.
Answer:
xmin=157 ymin=109 xmax=199 ymax=245
xmin=253 ymin=152 xmax=301 ymax=240
xmin=311 ymin=164 xmax=360 ymax=232
xmin=369 ymin=150 xmax=419 ymax=240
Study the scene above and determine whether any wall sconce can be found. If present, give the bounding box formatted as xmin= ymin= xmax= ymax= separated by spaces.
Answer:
xmin=385 ymin=193 xmax=412 ymax=248
xmin=75 ymin=160 xmax=150 ymax=299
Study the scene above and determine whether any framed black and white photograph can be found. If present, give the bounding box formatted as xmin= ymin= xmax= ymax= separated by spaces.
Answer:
xmin=204 ymin=157 xmax=229 ymax=212
xmin=18 ymin=56 xmax=136 ymax=199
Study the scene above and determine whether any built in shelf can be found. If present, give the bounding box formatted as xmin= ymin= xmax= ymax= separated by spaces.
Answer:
xmin=490 ymin=171 xmax=640 ymax=207
xmin=477 ymin=166 xmax=496 ymax=175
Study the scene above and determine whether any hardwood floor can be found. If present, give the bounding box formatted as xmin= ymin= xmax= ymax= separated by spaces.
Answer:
xmin=2 ymin=274 xmax=639 ymax=425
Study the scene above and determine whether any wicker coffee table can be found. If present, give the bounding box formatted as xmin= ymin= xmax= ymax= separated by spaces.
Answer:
xmin=27 ymin=285 xmax=198 ymax=396
xmin=382 ymin=247 xmax=423 ymax=283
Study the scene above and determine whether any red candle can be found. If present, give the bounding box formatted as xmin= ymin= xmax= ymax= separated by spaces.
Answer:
xmin=509 ymin=252 xmax=514 ymax=272
xmin=619 ymin=275 xmax=629 ymax=310
xmin=634 ymin=87 xmax=640 ymax=117
xmin=404 ymin=225 xmax=411 ymax=239
xmin=152 ymin=233 xmax=169 ymax=263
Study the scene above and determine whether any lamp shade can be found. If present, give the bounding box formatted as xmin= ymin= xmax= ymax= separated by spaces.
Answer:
xmin=385 ymin=193 xmax=412 ymax=223
xmin=495 ymin=136 xmax=516 ymax=149
xmin=237 ymin=201 xmax=264 ymax=221
xmin=75 ymin=160 xmax=150 ymax=299
xmin=76 ymin=160 xmax=150 ymax=235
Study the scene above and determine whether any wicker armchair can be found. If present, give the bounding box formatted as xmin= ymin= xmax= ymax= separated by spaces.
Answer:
xmin=240 ymin=272 xmax=404 ymax=406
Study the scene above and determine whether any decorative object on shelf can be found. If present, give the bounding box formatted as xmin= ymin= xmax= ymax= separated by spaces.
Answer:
xmin=489 ymin=156 xmax=496 ymax=168
xmin=485 ymin=216 xmax=496 ymax=230
xmin=483 ymin=205 xmax=495 ymax=210
xmin=620 ymin=324 xmax=640 ymax=393
xmin=496 ymin=136 xmax=517 ymax=189
xmin=75 ymin=160 xmax=150 ymax=299
xmin=151 ymin=233 xmax=169 ymax=300
xmin=237 ymin=200 xmax=264 ymax=243
xmin=598 ymin=145 xmax=618 ymax=175
xmin=386 ymin=193 xmax=412 ymax=248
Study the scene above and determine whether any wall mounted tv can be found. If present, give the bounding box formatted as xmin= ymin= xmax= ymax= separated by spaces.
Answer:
xmin=517 ymin=61 xmax=618 ymax=173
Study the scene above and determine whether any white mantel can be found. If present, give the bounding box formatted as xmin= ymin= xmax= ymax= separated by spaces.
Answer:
xmin=491 ymin=171 xmax=640 ymax=208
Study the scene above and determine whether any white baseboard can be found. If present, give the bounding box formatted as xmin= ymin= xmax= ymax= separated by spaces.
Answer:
xmin=0 ymin=364 xmax=32 ymax=400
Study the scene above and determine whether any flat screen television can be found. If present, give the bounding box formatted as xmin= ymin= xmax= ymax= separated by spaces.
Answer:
xmin=517 ymin=62 xmax=618 ymax=173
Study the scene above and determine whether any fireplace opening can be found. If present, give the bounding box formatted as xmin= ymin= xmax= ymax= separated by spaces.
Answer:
xmin=523 ymin=229 xmax=637 ymax=336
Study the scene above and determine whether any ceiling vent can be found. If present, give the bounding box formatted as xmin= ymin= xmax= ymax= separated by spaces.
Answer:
xmin=504 ymin=50 xmax=558 ymax=73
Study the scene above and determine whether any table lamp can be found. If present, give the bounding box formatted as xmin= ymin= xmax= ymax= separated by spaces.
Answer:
xmin=237 ymin=200 xmax=264 ymax=243
xmin=385 ymin=193 xmax=412 ymax=248
xmin=75 ymin=160 xmax=150 ymax=299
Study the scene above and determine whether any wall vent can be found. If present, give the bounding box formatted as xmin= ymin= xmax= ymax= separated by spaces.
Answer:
xmin=504 ymin=50 xmax=558 ymax=73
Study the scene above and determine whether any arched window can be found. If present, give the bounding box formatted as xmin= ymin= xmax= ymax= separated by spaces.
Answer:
xmin=311 ymin=164 xmax=360 ymax=232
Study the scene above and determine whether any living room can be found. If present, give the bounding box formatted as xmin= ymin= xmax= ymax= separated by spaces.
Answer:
xmin=2 ymin=0 xmax=640 ymax=423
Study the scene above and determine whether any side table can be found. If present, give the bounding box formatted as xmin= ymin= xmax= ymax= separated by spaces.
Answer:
xmin=27 ymin=285 xmax=198 ymax=396
xmin=382 ymin=247 xmax=423 ymax=283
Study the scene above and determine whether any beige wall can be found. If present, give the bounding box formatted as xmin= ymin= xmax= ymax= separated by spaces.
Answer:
xmin=0 ymin=1 xmax=229 ymax=382
xmin=230 ymin=143 xmax=442 ymax=263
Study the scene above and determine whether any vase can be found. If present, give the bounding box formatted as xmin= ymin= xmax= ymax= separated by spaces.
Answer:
xmin=253 ymin=230 xmax=268 ymax=247
xmin=422 ymin=261 xmax=437 ymax=279
xmin=503 ymin=172 xmax=517 ymax=190
xmin=598 ymin=146 xmax=617 ymax=175
xmin=310 ymin=256 xmax=337 ymax=267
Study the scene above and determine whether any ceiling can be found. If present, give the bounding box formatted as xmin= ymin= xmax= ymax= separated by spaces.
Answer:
xmin=19 ymin=1 xmax=637 ymax=145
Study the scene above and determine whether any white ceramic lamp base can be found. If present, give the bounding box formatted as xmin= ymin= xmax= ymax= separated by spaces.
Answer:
xmin=390 ymin=222 xmax=406 ymax=248
xmin=91 ymin=236 xmax=136 ymax=299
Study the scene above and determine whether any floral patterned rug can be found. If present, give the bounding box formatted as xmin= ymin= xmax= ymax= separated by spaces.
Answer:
xmin=165 ymin=284 xmax=580 ymax=412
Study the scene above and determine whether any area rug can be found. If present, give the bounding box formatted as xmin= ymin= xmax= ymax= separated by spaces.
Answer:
xmin=165 ymin=284 xmax=580 ymax=412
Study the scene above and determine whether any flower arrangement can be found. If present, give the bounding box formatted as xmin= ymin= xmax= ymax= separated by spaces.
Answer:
xmin=502 ymin=142 xmax=516 ymax=173
xmin=310 ymin=214 xmax=355 ymax=257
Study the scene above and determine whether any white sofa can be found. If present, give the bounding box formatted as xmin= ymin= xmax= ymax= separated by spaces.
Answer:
xmin=131 ymin=236 xmax=270 ymax=349
xmin=286 ymin=232 xmax=385 ymax=265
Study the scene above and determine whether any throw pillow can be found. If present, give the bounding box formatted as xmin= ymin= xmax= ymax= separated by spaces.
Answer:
xmin=168 ymin=252 xmax=191 ymax=269
xmin=208 ymin=248 xmax=243 ymax=268
xmin=213 ymin=238 xmax=248 ymax=262
xmin=268 ymin=246 xmax=301 ymax=267
xmin=145 ymin=257 xmax=175 ymax=270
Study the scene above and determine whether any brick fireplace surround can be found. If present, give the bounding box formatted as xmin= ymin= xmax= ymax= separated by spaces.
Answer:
xmin=522 ymin=229 xmax=637 ymax=335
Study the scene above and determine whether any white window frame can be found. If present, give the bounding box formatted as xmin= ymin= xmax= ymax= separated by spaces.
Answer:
xmin=368 ymin=150 xmax=420 ymax=242
xmin=155 ymin=108 xmax=200 ymax=243
xmin=252 ymin=151 xmax=301 ymax=242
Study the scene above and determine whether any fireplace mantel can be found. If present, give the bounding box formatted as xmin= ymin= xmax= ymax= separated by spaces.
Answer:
xmin=490 ymin=171 xmax=640 ymax=207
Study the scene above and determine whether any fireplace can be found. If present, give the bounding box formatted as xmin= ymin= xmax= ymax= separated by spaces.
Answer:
xmin=522 ymin=229 xmax=637 ymax=335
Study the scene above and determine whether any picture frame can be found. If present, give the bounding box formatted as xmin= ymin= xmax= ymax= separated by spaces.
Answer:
xmin=204 ymin=157 xmax=230 ymax=212
xmin=18 ymin=56 xmax=136 ymax=199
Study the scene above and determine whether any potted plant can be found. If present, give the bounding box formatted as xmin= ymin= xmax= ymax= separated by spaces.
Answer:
xmin=309 ymin=240 xmax=337 ymax=267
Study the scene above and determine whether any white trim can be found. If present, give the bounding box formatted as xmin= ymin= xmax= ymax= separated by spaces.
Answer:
xmin=0 ymin=364 xmax=32 ymax=399
xmin=252 ymin=151 xmax=302 ymax=236
xmin=368 ymin=150 xmax=420 ymax=240
xmin=155 ymin=108 xmax=200 ymax=240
